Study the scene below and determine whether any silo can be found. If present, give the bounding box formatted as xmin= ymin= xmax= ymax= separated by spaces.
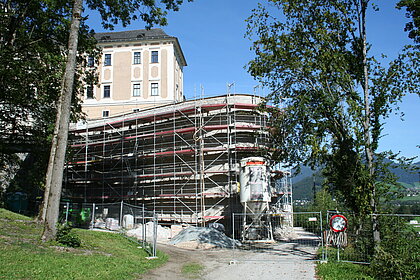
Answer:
xmin=239 ymin=157 xmax=273 ymax=240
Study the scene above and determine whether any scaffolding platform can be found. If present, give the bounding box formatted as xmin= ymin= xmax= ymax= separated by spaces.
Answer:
xmin=64 ymin=94 xmax=292 ymax=227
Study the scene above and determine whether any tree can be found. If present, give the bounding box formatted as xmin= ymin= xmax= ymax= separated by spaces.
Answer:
xmin=397 ymin=0 xmax=420 ymax=44
xmin=41 ymin=0 xmax=84 ymax=242
xmin=246 ymin=0 xmax=419 ymax=247
xmin=0 ymin=1 xmax=97 ymax=215
xmin=41 ymin=0 xmax=192 ymax=241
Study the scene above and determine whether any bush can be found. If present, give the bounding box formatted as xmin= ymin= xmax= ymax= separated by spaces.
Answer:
xmin=370 ymin=217 xmax=420 ymax=280
xmin=56 ymin=223 xmax=81 ymax=248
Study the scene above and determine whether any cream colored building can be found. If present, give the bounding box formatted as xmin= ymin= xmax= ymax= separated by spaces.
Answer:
xmin=82 ymin=29 xmax=187 ymax=119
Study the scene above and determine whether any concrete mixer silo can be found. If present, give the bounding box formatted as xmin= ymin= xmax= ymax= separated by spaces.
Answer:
xmin=239 ymin=157 xmax=273 ymax=241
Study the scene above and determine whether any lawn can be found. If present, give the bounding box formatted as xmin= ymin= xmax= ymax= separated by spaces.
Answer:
xmin=0 ymin=208 xmax=167 ymax=280
xmin=317 ymin=261 xmax=373 ymax=280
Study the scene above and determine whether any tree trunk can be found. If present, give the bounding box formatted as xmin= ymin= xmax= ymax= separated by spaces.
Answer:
xmin=41 ymin=0 xmax=83 ymax=242
xmin=36 ymin=78 xmax=65 ymax=223
xmin=359 ymin=0 xmax=381 ymax=245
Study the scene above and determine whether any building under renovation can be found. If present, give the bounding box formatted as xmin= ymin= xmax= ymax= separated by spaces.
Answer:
xmin=63 ymin=29 xmax=292 ymax=236
xmin=64 ymin=94 xmax=292 ymax=229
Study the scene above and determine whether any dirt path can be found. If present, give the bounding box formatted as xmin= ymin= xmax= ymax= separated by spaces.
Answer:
xmin=142 ymin=227 xmax=319 ymax=280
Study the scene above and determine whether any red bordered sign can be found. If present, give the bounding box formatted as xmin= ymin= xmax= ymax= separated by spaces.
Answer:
xmin=329 ymin=214 xmax=348 ymax=232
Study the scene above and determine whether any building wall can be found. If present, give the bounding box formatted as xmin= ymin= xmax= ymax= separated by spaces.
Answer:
xmin=81 ymin=39 xmax=184 ymax=119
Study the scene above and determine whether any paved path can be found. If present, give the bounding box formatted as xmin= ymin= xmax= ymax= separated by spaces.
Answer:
xmin=143 ymin=227 xmax=319 ymax=280
xmin=204 ymin=227 xmax=318 ymax=280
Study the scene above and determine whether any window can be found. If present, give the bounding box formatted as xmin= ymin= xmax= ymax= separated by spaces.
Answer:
xmin=103 ymin=85 xmax=110 ymax=98
xmin=133 ymin=83 xmax=141 ymax=97
xmin=86 ymin=85 xmax=94 ymax=99
xmin=102 ymin=110 xmax=109 ymax=118
xmin=104 ymin=53 xmax=111 ymax=66
xmin=87 ymin=56 xmax=94 ymax=67
xmin=133 ymin=108 xmax=140 ymax=113
xmin=133 ymin=52 xmax=141 ymax=64
xmin=151 ymin=83 xmax=159 ymax=96
xmin=151 ymin=51 xmax=158 ymax=63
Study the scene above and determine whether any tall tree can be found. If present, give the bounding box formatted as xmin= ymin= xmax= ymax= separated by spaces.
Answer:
xmin=0 ymin=0 xmax=97 ymax=212
xmin=41 ymin=0 xmax=84 ymax=242
xmin=246 ymin=0 xmax=419 ymax=247
xmin=41 ymin=0 xmax=192 ymax=241
xmin=397 ymin=0 xmax=420 ymax=44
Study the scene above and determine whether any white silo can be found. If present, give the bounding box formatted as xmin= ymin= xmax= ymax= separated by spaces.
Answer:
xmin=239 ymin=157 xmax=273 ymax=241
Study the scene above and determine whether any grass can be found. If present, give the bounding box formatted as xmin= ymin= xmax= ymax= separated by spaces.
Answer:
xmin=317 ymin=261 xmax=373 ymax=280
xmin=0 ymin=208 xmax=167 ymax=280
xmin=316 ymin=246 xmax=373 ymax=280
xmin=181 ymin=262 xmax=204 ymax=279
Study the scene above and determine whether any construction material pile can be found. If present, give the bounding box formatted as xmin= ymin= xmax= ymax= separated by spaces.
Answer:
xmin=169 ymin=226 xmax=241 ymax=249
xmin=126 ymin=222 xmax=172 ymax=242
xmin=273 ymin=226 xmax=298 ymax=241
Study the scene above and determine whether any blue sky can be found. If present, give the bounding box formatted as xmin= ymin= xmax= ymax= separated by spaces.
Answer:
xmin=85 ymin=0 xmax=419 ymax=158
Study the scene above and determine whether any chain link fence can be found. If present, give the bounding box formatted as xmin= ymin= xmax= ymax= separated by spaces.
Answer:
xmin=59 ymin=201 xmax=158 ymax=257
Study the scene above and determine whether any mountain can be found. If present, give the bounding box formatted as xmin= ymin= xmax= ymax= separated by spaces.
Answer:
xmin=290 ymin=161 xmax=420 ymax=200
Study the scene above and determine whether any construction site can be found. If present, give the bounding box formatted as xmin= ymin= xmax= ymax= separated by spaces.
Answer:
xmin=64 ymin=94 xmax=292 ymax=235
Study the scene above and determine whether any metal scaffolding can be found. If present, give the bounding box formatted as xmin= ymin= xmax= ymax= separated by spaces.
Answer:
xmin=64 ymin=94 xmax=291 ymax=227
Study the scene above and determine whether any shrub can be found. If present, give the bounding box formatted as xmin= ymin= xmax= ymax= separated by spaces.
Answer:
xmin=370 ymin=217 xmax=420 ymax=280
xmin=56 ymin=223 xmax=81 ymax=248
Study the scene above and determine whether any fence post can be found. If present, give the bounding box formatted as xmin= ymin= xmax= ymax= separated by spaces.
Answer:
xmin=153 ymin=214 xmax=158 ymax=258
xmin=232 ymin=213 xmax=236 ymax=263
xmin=65 ymin=202 xmax=69 ymax=224
xmin=90 ymin=203 xmax=95 ymax=230
xmin=142 ymin=204 xmax=146 ymax=248
xmin=319 ymin=211 xmax=325 ymax=261
xmin=120 ymin=201 xmax=124 ymax=228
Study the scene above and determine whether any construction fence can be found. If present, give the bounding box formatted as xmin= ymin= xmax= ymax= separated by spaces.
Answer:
xmin=230 ymin=211 xmax=419 ymax=264
xmin=58 ymin=204 xmax=419 ymax=264
xmin=231 ymin=212 xmax=324 ymax=262
xmin=324 ymin=211 xmax=420 ymax=264
xmin=59 ymin=201 xmax=158 ymax=257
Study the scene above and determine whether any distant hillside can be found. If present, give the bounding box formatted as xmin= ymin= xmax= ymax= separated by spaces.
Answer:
xmin=292 ymin=175 xmax=323 ymax=200
xmin=290 ymin=161 xmax=420 ymax=200
xmin=389 ymin=161 xmax=420 ymax=185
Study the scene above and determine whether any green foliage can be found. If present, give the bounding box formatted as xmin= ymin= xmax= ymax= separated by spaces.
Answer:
xmin=85 ymin=0 xmax=193 ymax=29
xmin=0 ymin=1 xmax=97 ymax=151
xmin=370 ymin=216 xmax=420 ymax=279
xmin=397 ymin=0 xmax=420 ymax=44
xmin=310 ymin=187 xmax=341 ymax=214
xmin=317 ymin=261 xmax=373 ymax=280
xmin=246 ymin=0 xmax=419 ymax=218
xmin=0 ymin=208 xmax=167 ymax=279
xmin=56 ymin=223 xmax=81 ymax=248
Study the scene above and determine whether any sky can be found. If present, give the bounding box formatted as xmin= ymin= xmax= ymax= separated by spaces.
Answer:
xmin=85 ymin=0 xmax=419 ymax=159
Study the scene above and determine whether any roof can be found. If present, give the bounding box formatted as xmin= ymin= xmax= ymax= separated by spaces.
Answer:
xmin=94 ymin=28 xmax=170 ymax=42
xmin=94 ymin=28 xmax=187 ymax=66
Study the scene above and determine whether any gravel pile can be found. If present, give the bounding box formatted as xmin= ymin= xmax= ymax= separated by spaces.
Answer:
xmin=169 ymin=226 xmax=241 ymax=249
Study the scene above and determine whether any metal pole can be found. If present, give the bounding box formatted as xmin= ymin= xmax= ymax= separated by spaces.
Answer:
xmin=232 ymin=213 xmax=236 ymax=261
xmin=120 ymin=201 xmax=124 ymax=228
xmin=337 ymin=244 xmax=340 ymax=262
xmin=142 ymin=204 xmax=145 ymax=248
xmin=153 ymin=214 xmax=158 ymax=257
xmin=319 ymin=211 xmax=325 ymax=261
xmin=90 ymin=203 xmax=95 ymax=230
xmin=65 ymin=202 xmax=69 ymax=224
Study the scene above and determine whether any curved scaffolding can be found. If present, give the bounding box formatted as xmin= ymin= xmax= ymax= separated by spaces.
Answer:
xmin=64 ymin=94 xmax=291 ymax=228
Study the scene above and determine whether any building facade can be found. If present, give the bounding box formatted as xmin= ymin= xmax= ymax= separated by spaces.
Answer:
xmin=82 ymin=29 xmax=187 ymax=119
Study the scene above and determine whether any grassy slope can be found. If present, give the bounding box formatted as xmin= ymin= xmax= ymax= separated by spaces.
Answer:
xmin=0 ymin=208 xmax=166 ymax=280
